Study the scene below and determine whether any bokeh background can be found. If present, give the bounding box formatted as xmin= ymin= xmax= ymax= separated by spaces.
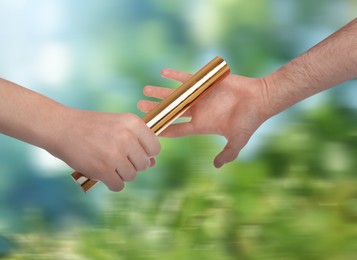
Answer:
xmin=0 ymin=0 xmax=356 ymax=259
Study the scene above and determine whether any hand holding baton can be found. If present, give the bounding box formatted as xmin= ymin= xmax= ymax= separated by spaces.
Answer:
xmin=71 ymin=56 xmax=230 ymax=192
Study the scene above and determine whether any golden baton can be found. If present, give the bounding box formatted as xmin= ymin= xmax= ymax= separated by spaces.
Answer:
xmin=71 ymin=56 xmax=230 ymax=192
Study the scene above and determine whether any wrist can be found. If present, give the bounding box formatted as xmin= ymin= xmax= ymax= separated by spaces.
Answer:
xmin=39 ymin=104 xmax=76 ymax=156
xmin=259 ymin=73 xmax=282 ymax=118
xmin=260 ymin=65 xmax=300 ymax=118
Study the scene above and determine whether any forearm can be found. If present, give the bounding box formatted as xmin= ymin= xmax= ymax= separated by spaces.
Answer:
xmin=0 ymin=78 xmax=161 ymax=191
xmin=0 ymin=78 xmax=68 ymax=150
xmin=264 ymin=18 xmax=357 ymax=116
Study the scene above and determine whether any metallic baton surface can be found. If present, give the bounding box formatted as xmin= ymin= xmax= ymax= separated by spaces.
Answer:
xmin=71 ymin=56 xmax=230 ymax=192
xmin=142 ymin=56 xmax=230 ymax=133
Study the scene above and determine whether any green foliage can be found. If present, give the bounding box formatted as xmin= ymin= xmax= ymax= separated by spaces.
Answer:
xmin=5 ymin=100 xmax=357 ymax=259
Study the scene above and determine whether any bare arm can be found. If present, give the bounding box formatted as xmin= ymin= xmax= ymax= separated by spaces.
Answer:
xmin=0 ymin=78 xmax=161 ymax=191
xmin=138 ymin=18 xmax=357 ymax=168
xmin=0 ymin=78 xmax=67 ymax=150
xmin=265 ymin=18 xmax=357 ymax=116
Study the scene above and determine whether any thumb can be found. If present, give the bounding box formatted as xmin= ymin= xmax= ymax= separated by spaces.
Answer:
xmin=213 ymin=134 xmax=250 ymax=168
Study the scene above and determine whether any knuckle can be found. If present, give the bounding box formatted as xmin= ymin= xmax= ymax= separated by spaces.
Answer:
xmin=126 ymin=113 xmax=142 ymax=126
xmin=118 ymin=163 xmax=137 ymax=181
xmin=120 ymin=128 xmax=134 ymax=141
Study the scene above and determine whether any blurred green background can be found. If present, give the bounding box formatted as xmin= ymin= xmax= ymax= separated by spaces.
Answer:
xmin=0 ymin=0 xmax=356 ymax=259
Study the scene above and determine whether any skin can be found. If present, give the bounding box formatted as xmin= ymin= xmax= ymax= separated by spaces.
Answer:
xmin=0 ymin=78 xmax=161 ymax=191
xmin=138 ymin=18 xmax=357 ymax=168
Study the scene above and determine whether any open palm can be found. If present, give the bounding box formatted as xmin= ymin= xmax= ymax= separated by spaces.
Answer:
xmin=138 ymin=68 xmax=270 ymax=168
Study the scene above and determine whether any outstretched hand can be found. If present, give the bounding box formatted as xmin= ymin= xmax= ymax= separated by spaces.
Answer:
xmin=138 ymin=68 xmax=271 ymax=168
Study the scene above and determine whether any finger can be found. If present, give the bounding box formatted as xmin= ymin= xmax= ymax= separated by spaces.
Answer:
xmin=144 ymin=85 xmax=174 ymax=99
xmin=115 ymin=156 xmax=138 ymax=182
xmin=159 ymin=122 xmax=195 ymax=138
xmin=127 ymin=142 xmax=151 ymax=172
xmin=137 ymin=100 xmax=158 ymax=113
xmin=100 ymin=171 xmax=125 ymax=192
xmin=213 ymin=141 xmax=241 ymax=168
xmin=136 ymin=130 xmax=161 ymax=157
xmin=161 ymin=68 xmax=192 ymax=83
xmin=137 ymin=100 xmax=192 ymax=118
xmin=213 ymin=134 xmax=250 ymax=168
xmin=127 ymin=115 xmax=161 ymax=157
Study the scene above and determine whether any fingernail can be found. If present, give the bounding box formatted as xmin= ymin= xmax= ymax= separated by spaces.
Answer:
xmin=150 ymin=158 xmax=156 ymax=167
